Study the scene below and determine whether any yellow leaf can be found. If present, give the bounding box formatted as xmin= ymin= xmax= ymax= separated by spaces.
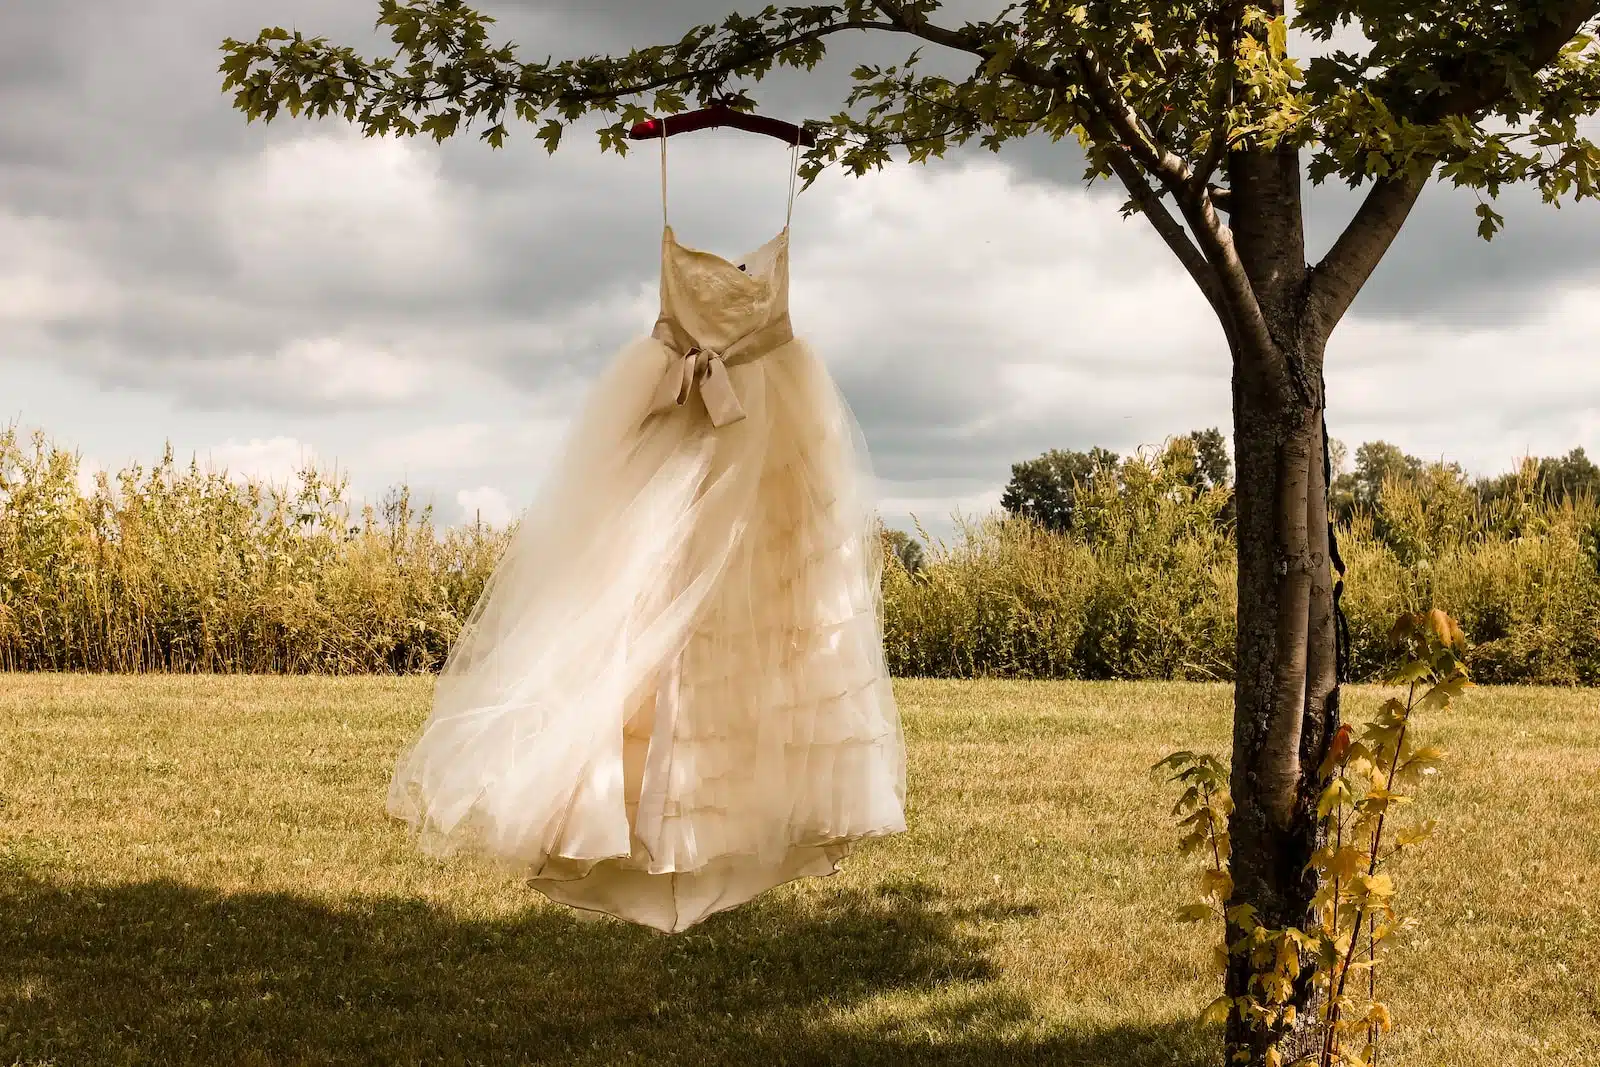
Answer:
xmin=1328 ymin=846 xmax=1365 ymax=881
xmin=1200 ymin=994 xmax=1232 ymax=1027
xmin=1352 ymin=872 xmax=1394 ymax=900
xmin=1419 ymin=673 xmax=1471 ymax=708
xmin=1426 ymin=608 xmax=1453 ymax=648
xmin=1200 ymin=868 xmax=1234 ymax=902
xmin=1317 ymin=778 xmax=1352 ymax=818
xmin=1176 ymin=902 xmax=1215 ymax=923
xmin=1267 ymin=16 xmax=1287 ymax=60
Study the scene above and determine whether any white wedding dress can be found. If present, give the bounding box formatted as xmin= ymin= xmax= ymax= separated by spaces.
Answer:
xmin=386 ymin=136 xmax=907 ymax=933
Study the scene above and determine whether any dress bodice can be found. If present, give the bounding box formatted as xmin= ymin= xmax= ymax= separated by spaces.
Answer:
xmin=658 ymin=225 xmax=791 ymax=352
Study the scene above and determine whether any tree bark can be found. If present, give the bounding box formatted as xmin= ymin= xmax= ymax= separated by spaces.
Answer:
xmin=1220 ymin=146 xmax=1341 ymax=1063
xmin=1226 ymin=368 xmax=1339 ymax=1061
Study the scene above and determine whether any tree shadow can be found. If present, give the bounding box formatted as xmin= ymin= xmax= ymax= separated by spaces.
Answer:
xmin=0 ymin=871 xmax=1215 ymax=1066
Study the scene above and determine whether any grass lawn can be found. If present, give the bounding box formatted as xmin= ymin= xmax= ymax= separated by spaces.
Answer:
xmin=0 ymin=675 xmax=1596 ymax=1066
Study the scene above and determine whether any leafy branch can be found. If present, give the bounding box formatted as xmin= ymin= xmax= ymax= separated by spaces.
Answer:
xmin=1158 ymin=609 xmax=1471 ymax=1067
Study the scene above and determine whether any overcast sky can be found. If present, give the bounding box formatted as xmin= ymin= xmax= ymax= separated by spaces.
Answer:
xmin=5 ymin=1 xmax=1599 ymax=540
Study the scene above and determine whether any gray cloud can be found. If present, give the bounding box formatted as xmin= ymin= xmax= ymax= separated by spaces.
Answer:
xmin=4 ymin=1 xmax=1598 ymax=540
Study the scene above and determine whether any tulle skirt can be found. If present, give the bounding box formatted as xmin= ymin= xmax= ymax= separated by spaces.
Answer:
xmin=386 ymin=331 xmax=907 ymax=932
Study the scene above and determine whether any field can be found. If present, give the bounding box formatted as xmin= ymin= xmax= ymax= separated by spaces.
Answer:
xmin=1 ymin=675 xmax=1596 ymax=1066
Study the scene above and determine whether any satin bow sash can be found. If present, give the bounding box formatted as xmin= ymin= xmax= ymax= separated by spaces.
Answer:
xmin=648 ymin=314 xmax=794 ymax=427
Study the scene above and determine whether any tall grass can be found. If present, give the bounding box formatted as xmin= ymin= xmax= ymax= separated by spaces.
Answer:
xmin=0 ymin=427 xmax=505 ymax=673
xmin=3 ymin=426 xmax=1597 ymax=681
xmin=888 ymin=452 xmax=1600 ymax=684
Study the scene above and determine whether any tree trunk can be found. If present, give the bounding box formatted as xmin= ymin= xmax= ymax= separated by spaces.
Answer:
xmin=1221 ymin=147 xmax=1342 ymax=1063
xmin=1225 ymin=360 xmax=1339 ymax=1061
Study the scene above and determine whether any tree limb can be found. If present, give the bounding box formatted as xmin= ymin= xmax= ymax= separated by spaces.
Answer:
xmin=1192 ymin=2 xmax=1242 ymax=191
xmin=1305 ymin=1 xmax=1600 ymax=335
xmin=1413 ymin=1 xmax=1600 ymax=124
xmin=1071 ymin=48 xmax=1193 ymax=191
xmin=1093 ymin=123 xmax=1231 ymax=330
xmin=1070 ymin=48 xmax=1275 ymax=362
xmin=871 ymin=1 xmax=1070 ymax=94
xmin=869 ymin=3 xmax=1230 ymax=335
xmin=1302 ymin=171 xmax=1428 ymax=337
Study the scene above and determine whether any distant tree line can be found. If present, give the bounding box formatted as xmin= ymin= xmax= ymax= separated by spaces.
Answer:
xmin=1329 ymin=440 xmax=1600 ymax=521
xmin=989 ymin=431 xmax=1600 ymax=542
xmin=875 ymin=431 xmax=1598 ymax=685
xmin=998 ymin=429 xmax=1233 ymax=536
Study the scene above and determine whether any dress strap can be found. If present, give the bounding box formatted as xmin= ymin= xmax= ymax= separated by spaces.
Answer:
xmin=785 ymin=141 xmax=799 ymax=228
xmin=659 ymin=125 xmax=669 ymax=225
xmin=660 ymin=121 xmax=798 ymax=229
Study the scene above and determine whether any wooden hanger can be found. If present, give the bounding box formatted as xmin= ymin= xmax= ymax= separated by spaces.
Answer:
xmin=628 ymin=95 xmax=816 ymax=147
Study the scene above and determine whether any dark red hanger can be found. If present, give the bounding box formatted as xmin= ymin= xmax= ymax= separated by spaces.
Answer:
xmin=628 ymin=96 xmax=816 ymax=147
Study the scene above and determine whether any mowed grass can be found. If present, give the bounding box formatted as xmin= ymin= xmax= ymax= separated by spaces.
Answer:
xmin=0 ymin=676 xmax=1596 ymax=1067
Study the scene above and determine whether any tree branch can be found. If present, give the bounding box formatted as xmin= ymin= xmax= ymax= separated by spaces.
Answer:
xmin=1070 ymin=48 xmax=1274 ymax=361
xmin=1305 ymin=2 xmax=1598 ymax=336
xmin=227 ymin=17 xmax=914 ymax=130
xmin=871 ymin=2 xmax=1232 ymax=332
xmin=1192 ymin=2 xmax=1242 ymax=191
xmin=871 ymin=1 xmax=1069 ymax=94
xmin=1412 ymin=1 xmax=1600 ymax=124
xmin=1072 ymin=49 xmax=1193 ymax=191
xmin=1092 ymin=122 xmax=1231 ymax=331
xmin=1302 ymin=171 xmax=1429 ymax=336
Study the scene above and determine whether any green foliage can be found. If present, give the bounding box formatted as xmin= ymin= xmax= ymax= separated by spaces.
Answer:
xmin=1332 ymin=440 xmax=1600 ymax=534
xmin=879 ymin=523 xmax=926 ymax=574
xmin=1476 ymin=446 xmax=1600 ymax=509
xmin=0 ymin=426 xmax=505 ymax=673
xmin=999 ymin=445 xmax=1122 ymax=534
xmin=218 ymin=2 xmax=1600 ymax=237
xmin=1001 ymin=430 xmax=1230 ymax=535
xmin=7 ymin=426 xmax=1595 ymax=682
xmin=1331 ymin=441 xmax=1425 ymax=519
xmin=887 ymin=447 xmax=1598 ymax=684
xmin=887 ymin=445 xmax=1239 ymax=681
xmin=1159 ymin=610 xmax=1470 ymax=1066
xmin=1325 ymin=442 xmax=1600 ymax=684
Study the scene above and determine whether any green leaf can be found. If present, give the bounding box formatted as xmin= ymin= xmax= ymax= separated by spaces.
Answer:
xmin=537 ymin=119 xmax=563 ymax=153
xmin=1388 ymin=659 xmax=1431 ymax=685
xmin=1476 ymin=202 xmax=1505 ymax=241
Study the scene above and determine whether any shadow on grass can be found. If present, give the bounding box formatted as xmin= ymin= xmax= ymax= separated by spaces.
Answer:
xmin=0 ymin=871 xmax=1215 ymax=1066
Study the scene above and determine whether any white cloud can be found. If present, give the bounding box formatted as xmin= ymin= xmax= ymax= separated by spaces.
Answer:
xmin=879 ymin=484 xmax=1006 ymax=534
xmin=1329 ymin=284 xmax=1600 ymax=474
xmin=202 ymin=436 xmax=318 ymax=487
xmin=210 ymin=132 xmax=476 ymax=300
xmin=270 ymin=335 xmax=435 ymax=405
xmin=0 ymin=212 xmax=119 ymax=333
xmin=10 ymin=2 xmax=1600 ymax=549
xmin=360 ymin=418 xmax=571 ymax=474
xmin=373 ymin=422 xmax=499 ymax=472
xmin=456 ymin=485 xmax=515 ymax=527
